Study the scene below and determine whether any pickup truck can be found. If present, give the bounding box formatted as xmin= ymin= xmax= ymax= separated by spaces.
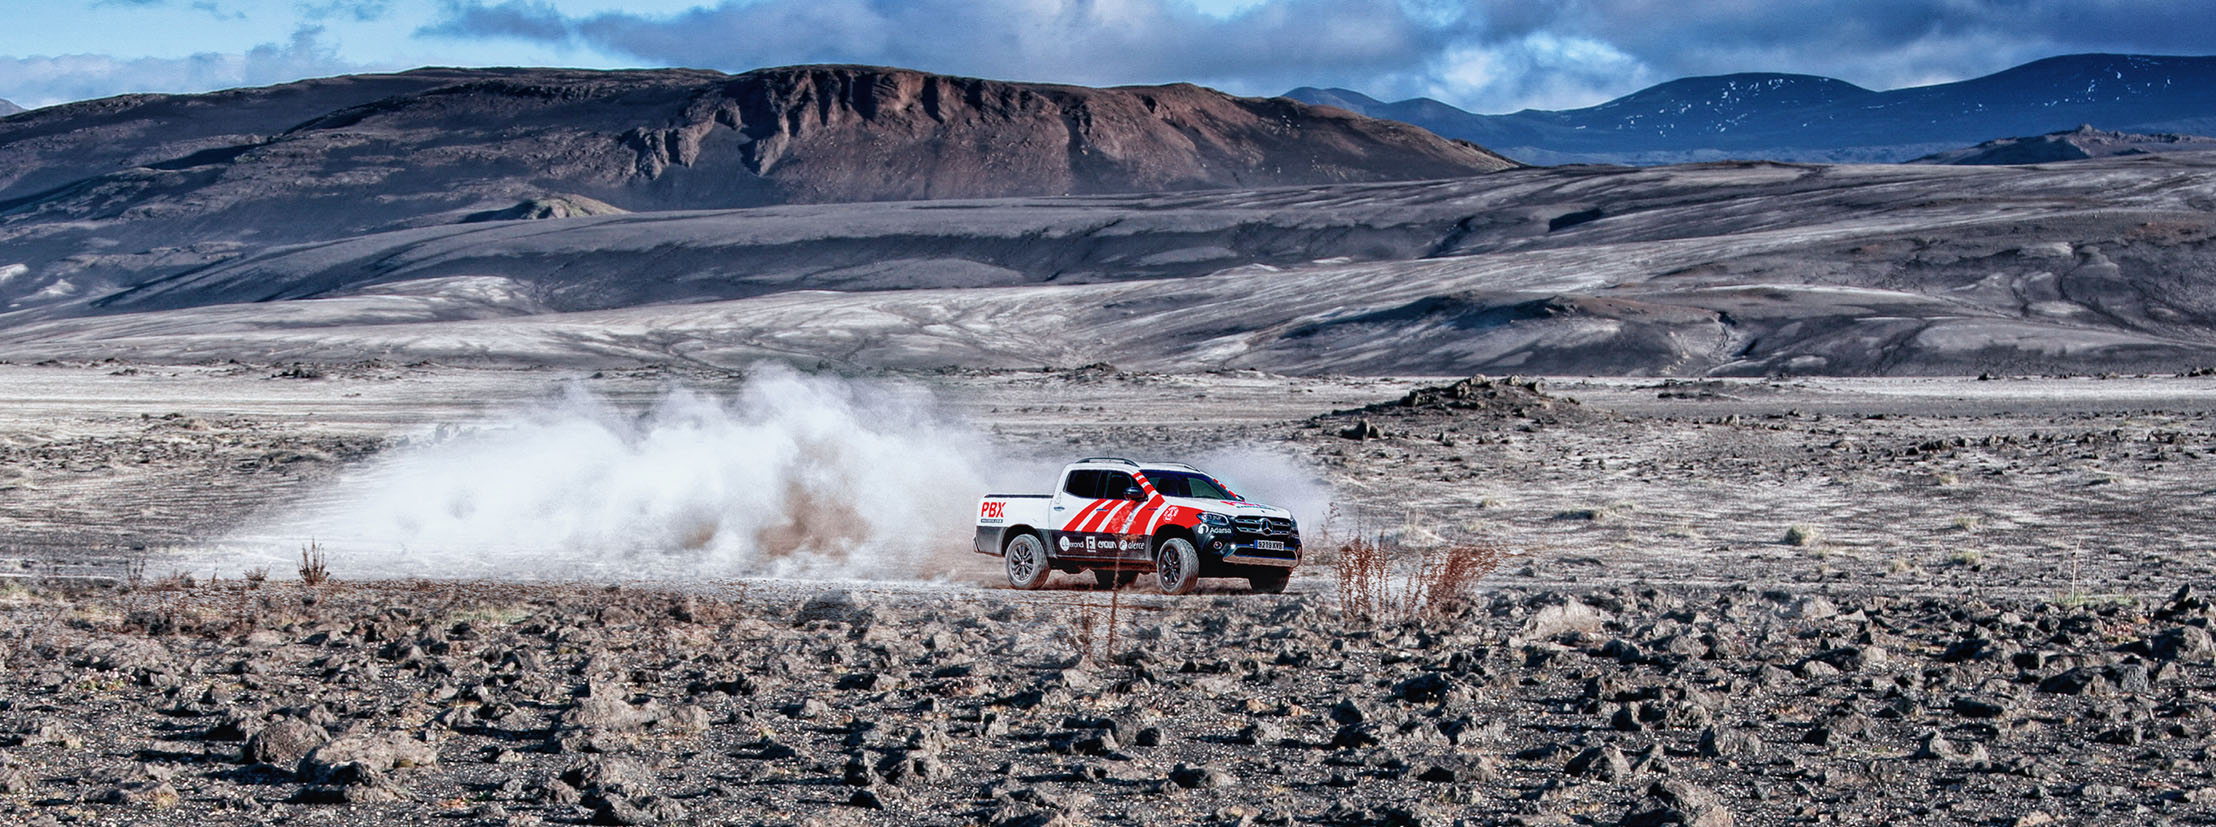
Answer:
xmin=974 ymin=457 xmax=1302 ymax=594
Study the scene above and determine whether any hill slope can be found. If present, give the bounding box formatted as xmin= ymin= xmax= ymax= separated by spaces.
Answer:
xmin=6 ymin=154 xmax=2215 ymax=377
xmin=1911 ymin=124 xmax=2216 ymax=165
xmin=0 ymin=64 xmax=1516 ymax=304
xmin=1289 ymin=54 xmax=2216 ymax=164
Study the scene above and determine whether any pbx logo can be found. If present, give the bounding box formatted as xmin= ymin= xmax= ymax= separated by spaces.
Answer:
xmin=979 ymin=501 xmax=1006 ymax=519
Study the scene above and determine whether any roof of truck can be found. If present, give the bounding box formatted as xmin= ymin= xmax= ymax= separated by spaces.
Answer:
xmin=1071 ymin=457 xmax=1202 ymax=473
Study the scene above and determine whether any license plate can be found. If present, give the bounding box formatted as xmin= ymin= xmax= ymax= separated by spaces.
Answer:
xmin=1253 ymin=540 xmax=1285 ymax=551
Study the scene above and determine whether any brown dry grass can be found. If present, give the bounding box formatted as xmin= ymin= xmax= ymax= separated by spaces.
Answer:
xmin=298 ymin=541 xmax=330 ymax=587
xmin=1334 ymin=532 xmax=1506 ymax=625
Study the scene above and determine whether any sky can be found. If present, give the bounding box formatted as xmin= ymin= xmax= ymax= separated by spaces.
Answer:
xmin=0 ymin=0 xmax=2209 ymax=113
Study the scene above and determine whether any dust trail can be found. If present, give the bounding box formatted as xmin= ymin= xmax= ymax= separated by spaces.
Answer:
xmin=1192 ymin=447 xmax=1335 ymax=533
xmin=217 ymin=365 xmax=1017 ymax=581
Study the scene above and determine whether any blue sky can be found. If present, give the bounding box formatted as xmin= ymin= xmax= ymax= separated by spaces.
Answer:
xmin=1 ymin=0 xmax=2208 ymax=112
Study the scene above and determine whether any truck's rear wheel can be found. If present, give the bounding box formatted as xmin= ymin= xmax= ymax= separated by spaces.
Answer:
xmin=1005 ymin=533 xmax=1050 ymax=590
xmin=1247 ymin=569 xmax=1290 ymax=594
xmin=1154 ymin=538 xmax=1200 ymax=595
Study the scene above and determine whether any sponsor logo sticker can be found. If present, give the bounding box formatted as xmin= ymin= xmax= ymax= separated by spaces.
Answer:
xmin=1057 ymin=536 xmax=1072 ymax=552
xmin=979 ymin=501 xmax=1007 ymax=519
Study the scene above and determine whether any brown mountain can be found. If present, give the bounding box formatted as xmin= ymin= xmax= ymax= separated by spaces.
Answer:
xmin=0 ymin=65 xmax=1513 ymax=265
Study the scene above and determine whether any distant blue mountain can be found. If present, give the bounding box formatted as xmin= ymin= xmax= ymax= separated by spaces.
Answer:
xmin=1286 ymin=54 xmax=2216 ymax=165
xmin=0 ymin=99 xmax=23 ymax=118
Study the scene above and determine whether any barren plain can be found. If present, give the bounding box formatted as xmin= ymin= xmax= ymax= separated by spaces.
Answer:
xmin=3 ymin=362 xmax=2213 ymax=825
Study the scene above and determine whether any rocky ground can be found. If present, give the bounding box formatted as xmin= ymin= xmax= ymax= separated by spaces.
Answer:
xmin=4 ymin=576 xmax=2215 ymax=826
xmin=2 ymin=362 xmax=2213 ymax=824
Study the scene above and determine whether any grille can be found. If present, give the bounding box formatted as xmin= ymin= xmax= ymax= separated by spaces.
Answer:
xmin=1233 ymin=516 xmax=1296 ymax=536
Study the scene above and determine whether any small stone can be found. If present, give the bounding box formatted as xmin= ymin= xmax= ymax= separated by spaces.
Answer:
xmin=1952 ymin=696 xmax=2009 ymax=719
xmin=848 ymin=788 xmax=886 ymax=809
xmin=1566 ymin=745 xmax=1630 ymax=781
xmin=1622 ymin=779 xmax=1734 ymax=827
xmin=298 ymin=731 xmax=439 ymax=784
xmin=1168 ymin=762 xmax=1232 ymax=789
xmin=2149 ymin=626 xmax=2214 ymax=662
xmin=244 ymin=719 xmax=329 ymax=766
xmin=794 ymin=589 xmax=871 ymax=625
xmin=1912 ymin=730 xmax=1988 ymax=763
xmin=1235 ymin=721 xmax=1283 ymax=747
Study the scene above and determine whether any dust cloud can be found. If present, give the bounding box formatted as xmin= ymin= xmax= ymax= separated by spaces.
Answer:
xmin=222 ymin=366 xmax=1011 ymax=581
xmin=211 ymin=366 xmax=1340 ymax=583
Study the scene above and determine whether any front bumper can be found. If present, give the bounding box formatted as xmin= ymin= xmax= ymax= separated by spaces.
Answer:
xmin=1198 ymin=524 xmax=1302 ymax=568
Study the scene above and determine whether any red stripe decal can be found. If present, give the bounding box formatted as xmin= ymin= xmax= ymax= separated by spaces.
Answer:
xmin=1092 ymin=501 xmax=1133 ymax=533
xmin=1063 ymin=500 xmax=1103 ymax=532
xmin=1077 ymin=501 xmax=1115 ymax=532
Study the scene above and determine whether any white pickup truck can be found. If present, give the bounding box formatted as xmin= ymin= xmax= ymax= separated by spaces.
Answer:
xmin=973 ymin=457 xmax=1302 ymax=594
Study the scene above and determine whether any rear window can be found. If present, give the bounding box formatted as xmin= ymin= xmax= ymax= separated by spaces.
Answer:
xmin=1062 ymin=469 xmax=1103 ymax=498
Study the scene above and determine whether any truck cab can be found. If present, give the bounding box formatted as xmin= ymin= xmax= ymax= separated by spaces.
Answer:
xmin=974 ymin=457 xmax=1301 ymax=594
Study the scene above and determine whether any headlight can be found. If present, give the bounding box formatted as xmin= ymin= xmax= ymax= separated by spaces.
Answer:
xmin=1198 ymin=512 xmax=1231 ymax=527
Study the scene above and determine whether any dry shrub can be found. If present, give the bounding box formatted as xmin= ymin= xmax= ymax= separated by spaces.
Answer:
xmin=298 ymin=541 xmax=330 ymax=587
xmin=1335 ymin=533 xmax=1507 ymax=625
xmin=1335 ymin=535 xmax=1389 ymax=621
xmin=1410 ymin=542 xmax=1505 ymax=618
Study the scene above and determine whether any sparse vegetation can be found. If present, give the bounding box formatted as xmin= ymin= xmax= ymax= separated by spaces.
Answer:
xmin=1948 ymin=549 xmax=1983 ymax=568
xmin=242 ymin=566 xmax=269 ymax=588
xmin=298 ymin=541 xmax=330 ymax=587
xmin=1784 ymin=524 xmax=1822 ymax=546
xmin=1334 ymin=531 xmax=1506 ymax=625
xmin=1334 ymin=535 xmax=1389 ymax=623
xmin=1950 ymin=515 xmax=1982 ymax=532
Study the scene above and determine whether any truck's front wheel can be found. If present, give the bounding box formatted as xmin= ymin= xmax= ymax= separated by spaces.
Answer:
xmin=1154 ymin=538 xmax=1200 ymax=595
xmin=1005 ymin=533 xmax=1051 ymax=590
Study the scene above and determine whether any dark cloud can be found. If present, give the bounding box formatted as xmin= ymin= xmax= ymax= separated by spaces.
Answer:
xmin=414 ymin=0 xmax=2214 ymax=112
xmin=298 ymin=0 xmax=396 ymax=23
xmin=0 ymin=26 xmax=364 ymax=108
xmin=93 ymin=0 xmax=247 ymax=20
xmin=416 ymin=0 xmax=573 ymax=43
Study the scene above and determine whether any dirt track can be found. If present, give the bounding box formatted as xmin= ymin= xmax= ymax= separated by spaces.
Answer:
xmin=3 ymin=363 xmax=2212 ymax=599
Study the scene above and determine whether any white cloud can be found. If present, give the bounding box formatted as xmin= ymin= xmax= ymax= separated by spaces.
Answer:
xmin=3 ymin=0 xmax=2209 ymax=113
xmin=0 ymin=26 xmax=370 ymax=108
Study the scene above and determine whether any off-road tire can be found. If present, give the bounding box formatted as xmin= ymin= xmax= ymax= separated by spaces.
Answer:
xmin=1247 ymin=569 xmax=1291 ymax=594
xmin=1005 ymin=533 xmax=1051 ymax=590
xmin=1091 ymin=568 xmax=1139 ymax=590
xmin=1155 ymin=538 xmax=1201 ymax=595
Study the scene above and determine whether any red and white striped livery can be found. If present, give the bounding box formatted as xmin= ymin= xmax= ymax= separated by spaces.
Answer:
xmin=974 ymin=457 xmax=1302 ymax=594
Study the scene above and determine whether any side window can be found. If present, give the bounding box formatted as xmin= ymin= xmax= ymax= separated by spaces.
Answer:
xmin=1062 ymin=469 xmax=1102 ymax=499
xmin=1101 ymin=472 xmax=1137 ymax=499
xmin=1148 ymin=474 xmax=1185 ymax=498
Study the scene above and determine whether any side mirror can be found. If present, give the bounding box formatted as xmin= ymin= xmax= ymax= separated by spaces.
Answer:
xmin=1123 ymin=486 xmax=1145 ymax=501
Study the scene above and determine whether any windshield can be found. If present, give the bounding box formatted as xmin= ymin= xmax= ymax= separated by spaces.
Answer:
xmin=1144 ymin=470 xmax=1236 ymax=500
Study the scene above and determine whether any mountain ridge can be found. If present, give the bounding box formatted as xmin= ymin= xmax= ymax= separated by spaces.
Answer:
xmin=1288 ymin=53 xmax=2216 ymax=164
xmin=1912 ymin=124 xmax=2216 ymax=165
xmin=0 ymin=63 xmax=1516 ymax=310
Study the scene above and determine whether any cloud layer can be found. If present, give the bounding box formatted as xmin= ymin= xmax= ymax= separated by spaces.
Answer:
xmin=0 ymin=26 xmax=362 ymax=108
xmin=2 ymin=0 xmax=2210 ymax=113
